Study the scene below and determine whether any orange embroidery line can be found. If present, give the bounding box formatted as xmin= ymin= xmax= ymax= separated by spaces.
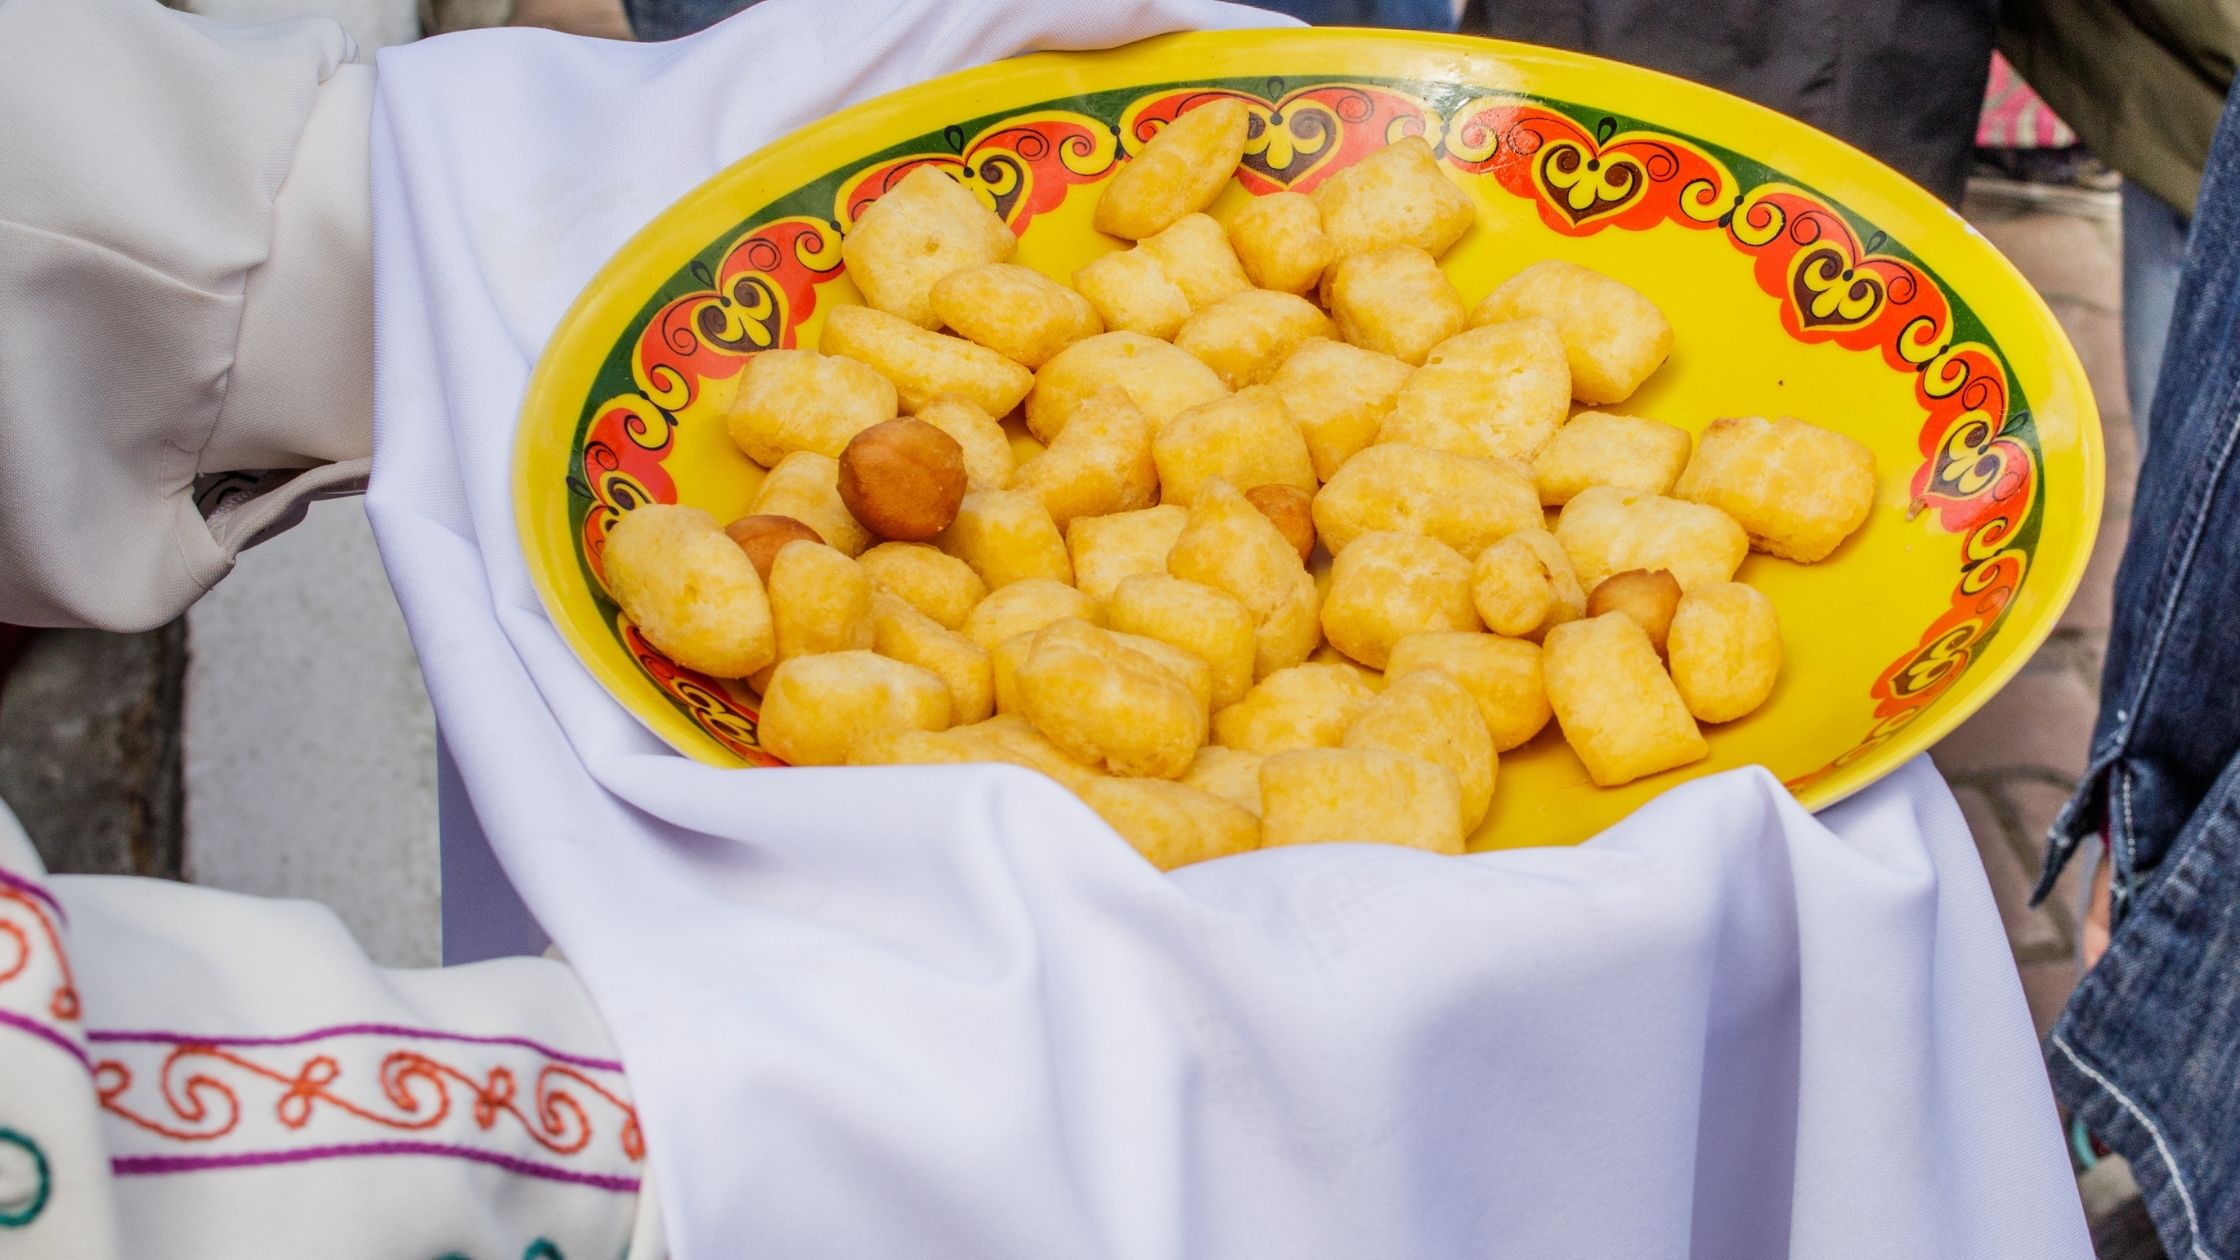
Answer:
xmin=94 ymin=1044 xmax=641 ymax=1162
xmin=0 ymin=887 xmax=79 ymax=1022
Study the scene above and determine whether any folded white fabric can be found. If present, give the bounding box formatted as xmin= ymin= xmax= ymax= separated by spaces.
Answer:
xmin=367 ymin=2 xmax=2091 ymax=1255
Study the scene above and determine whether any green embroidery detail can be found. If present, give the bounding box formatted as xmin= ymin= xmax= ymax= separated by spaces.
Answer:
xmin=0 ymin=1128 xmax=50 ymax=1227
xmin=433 ymin=1239 xmax=563 ymax=1260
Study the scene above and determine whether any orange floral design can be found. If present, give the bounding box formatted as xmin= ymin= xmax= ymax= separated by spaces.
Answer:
xmin=835 ymin=110 xmax=1118 ymax=234
xmin=1441 ymin=97 xmax=1734 ymax=234
xmin=1117 ymin=83 xmax=1439 ymax=196
xmin=632 ymin=216 xmax=843 ymax=413
xmin=1692 ymin=185 xmax=2039 ymax=780
xmin=620 ymin=621 xmax=773 ymax=764
xmin=578 ymin=393 xmax=677 ymax=588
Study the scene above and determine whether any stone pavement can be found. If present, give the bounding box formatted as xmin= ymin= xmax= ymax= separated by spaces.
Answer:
xmin=183 ymin=499 xmax=440 ymax=967
xmin=0 ymin=624 xmax=185 ymax=879
xmin=1934 ymin=185 xmax=2135 ymax=1037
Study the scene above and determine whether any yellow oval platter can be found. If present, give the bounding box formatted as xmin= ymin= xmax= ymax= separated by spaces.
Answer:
xmin=515 ymin=28 xmax=2102 ymax=850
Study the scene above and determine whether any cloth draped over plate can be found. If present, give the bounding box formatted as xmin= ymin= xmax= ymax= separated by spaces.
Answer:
xmin=365 ymin=0 xmax=2090 ymax=1254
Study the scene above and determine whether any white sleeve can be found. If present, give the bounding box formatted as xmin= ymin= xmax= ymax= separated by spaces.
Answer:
xmin=0 ymin=803 xmax=665 ymax=1259
xmin=0 ymin=0 xmax=375 ymax=632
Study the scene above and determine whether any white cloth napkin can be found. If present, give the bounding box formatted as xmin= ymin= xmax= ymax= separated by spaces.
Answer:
xmin=366 ymin=3 xmax=2093 ymax=1254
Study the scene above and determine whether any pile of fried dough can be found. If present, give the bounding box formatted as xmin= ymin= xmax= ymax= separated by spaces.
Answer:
xmin=602 ymin=99 xmax=1878 ymax=868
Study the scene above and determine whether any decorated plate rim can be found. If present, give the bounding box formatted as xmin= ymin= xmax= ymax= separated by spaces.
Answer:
xmin=513 ymin=27 xmax=2103 ymax=821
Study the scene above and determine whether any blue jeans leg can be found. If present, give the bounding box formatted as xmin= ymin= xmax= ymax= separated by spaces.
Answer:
xmin=2120 ymin=181 xmax=2190 ymax=454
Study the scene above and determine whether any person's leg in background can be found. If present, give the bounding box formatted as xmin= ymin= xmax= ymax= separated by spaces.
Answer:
xmin=2119 ymin=181 xmax=2191 ymax=453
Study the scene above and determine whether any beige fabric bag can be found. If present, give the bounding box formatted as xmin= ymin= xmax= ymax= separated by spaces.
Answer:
xmin=0 ymin=0 xmax=375 ymax=631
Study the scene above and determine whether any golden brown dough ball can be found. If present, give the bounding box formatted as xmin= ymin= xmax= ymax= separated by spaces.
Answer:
xmin=757 ymin=650 xmax=952 ymax=766
xmin=929 ymin=262 xmax=1101 ymax=369
xmin=1025 ymin=331 xmax=1228 ymax=444
xmin=1666 ymin=582 xmax=1782 ymax=723
xmin=1530 ymin=410 xmax=1693 ymax=506
xmin=869 ymin=592 xmax=995 ymax=725
xmin=856 ymin=541 xmax=987 ymax=631
xmin=1067 ymin=504 xmax=1190 ymax=602
xmin=766 ymin=540 xmax=875 ymax=666
xmin=1585 ymin=568 xmax=1682 ymax=657
xmin=725 ymin=349 xmax=898 ymax=468
xmin=1324 ymin=246 xmax=1467 ymax=366
xmin=1138 ymin=213 xmax=1255 ymax=311
xmin=1319 ymin=531 xmax=1479 ymax=670
xmin=725 ymin=515 xmax=825 ymax=583
xmin=962 ymin=576 xmax=1103 ymax=651
xmin=1259 ymin=747 xmax=1465 ymax=854
xmin=1541 ymin=613 xmax=1707 ymax=787
xmin=1379 ymin=319 xmax=1571 ymax=462
xmin=1106 ymin=573 xmax=1258 ymax=710
xmin=819 ymin=303 xmax=1034 ymax=418
xmin=1015 ymin=618 xmax=1206 ymax=779
xmin=753 ymin=451 xmax=872 ymax=556
xmin=934 ymin=488 xmax=1074 ymax=589
xmin=1074 ymin=246 xmax=1194 ymax=340
xmin=841 ymin=166 xmax=1017 ymax=329
xmin=1672 ymin=415 xmax=1877 ymax=563
xmin=1180 ymin=745 xmax=1267 ymax=816
xmin=1167 ymin=479 xmax=1322 ymax=679
xmin=837 ymin=417 xmax=968 ymax=542
xmin=913 ymin=396 xmax=1016 ymax=492
xmin=1226 ymin=191 xmax=1334 ymax=295
xmin=1212 ymin=661 xmax=1379 ymax=754
xmin=603 ymin=504 xmax=776 ymax=680
xmin=1343 ymin=669 xmax=1497 ymax=833
xmin=1312 ymin=442 xmax=1541 ymax=558
xmin=1173 ymin=289 xmax=1334 ymax=389
xmin=1309 ymin=135 xmax=1476 ymax=260
xmin=1471 ymin=259 xmax=1673 ymax=405
xmin=1269 ymin=337 xmax=1416 ymax=481
xmin=1095 ymin=99 xmax=1252 ymax=241
xmin=1079 ymin=777 xmax=1261 ymax=870
xmin=1552 ymin=486 xmax=1749 ymax=592
xmin=1385 ymin=631 xmax=1551 ymax=751
xmin=1153 ymin=387 xmax=1317 ymax=508
xmin=1008 ymin=387 xmax=1159 ymax=530
xmin=1469 ymin=528 xmax=1586 ymax=641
